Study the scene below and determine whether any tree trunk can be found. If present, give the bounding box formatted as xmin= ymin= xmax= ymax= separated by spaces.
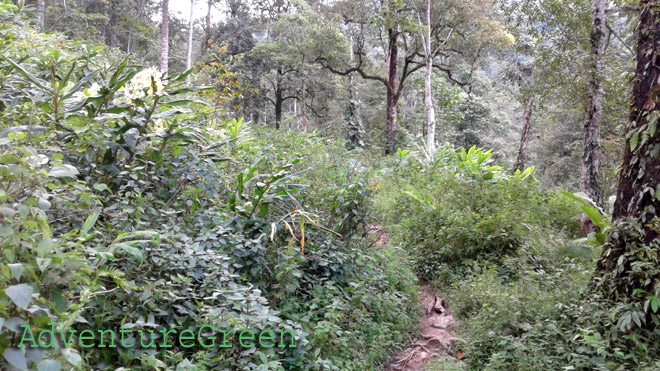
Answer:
xmin=37 ymin=0 xmax=45 ymax=32
xmin=186 ymin=0 xmax=195 ymax=83
xmin=515 ymin=97 xmax=534 ymax=172
xmin=275 ymin=97 xmax=282 ymax=130
xmin=385 ymin=27 xmax=399 ymax=155
xmin=345 ymin=33 xmax=363 ymax=150
xmin=300 ymin=57 xmax=308 ymax=133
xmin=275 ymin=72 xmax=283 ymax=130
xmin=300 ymin=82 xmax=308 ymax=133
xmin=160 ymin=0 xmax=169 ymax=75
xmin=202 ymin=0 xmax=212 ymax=56
xmin=581 ymin=0 xmax=607 ymax=235
xmin=597 ymin=0 xmax=660 ymax=299
xmin=423 ymin=0 xmax=436 ymax=154
xmin=108 ymin=11 xmax=119 ymax=48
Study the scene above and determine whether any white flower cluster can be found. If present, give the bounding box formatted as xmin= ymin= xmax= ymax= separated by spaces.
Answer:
xmin=64 ymin=82 xmax=101 ymax=102
xmin=152 ymin=118 xmax=168 ymax=133
xmin=122 ymin=67 xmax=164 ymax=102
xmin=87 ymin=82 xmax=100 ymax=96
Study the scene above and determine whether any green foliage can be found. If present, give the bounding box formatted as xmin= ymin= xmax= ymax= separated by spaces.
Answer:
xmin=377 ymin=145 xmax=581 ymax=282
xmin=563 ymin=191 xmax=611 ymax=245
xmin=0 ymin=16 xmax=419 ymax=370
xmin=445 ymin=234 xmax=594 ymax=368
xmin=446 ymin=235 xmax=660 ymax=370
xmin=383 ymin=146 xmax=658 ymax=370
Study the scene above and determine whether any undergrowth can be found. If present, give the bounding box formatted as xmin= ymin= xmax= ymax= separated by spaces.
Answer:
xmin=377 ymin=144 xmax=660 ymax=370
xmin=0 ymin=9 xmax=418 ymax=370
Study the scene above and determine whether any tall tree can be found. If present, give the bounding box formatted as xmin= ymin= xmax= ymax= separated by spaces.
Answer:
xmin=384 ymin=25 xmax=399 ymax=154
xmin=512 ymin=54 xmax=535 ymax=172
xmin=251 ymin=8 xmax=336 ymax=131
xmin=418 ymin=0 xmax=438 ymax=153
xmin=160 ymin=0 xmax=169 ymax=74
xmin=202 ymin=0 xmax=214 ymax=55
xmin=107 ymin=2 xmax=119 ymax=48
xmin=515 ymin=96 xmax=534 ymax=171
xmin=581 ymin=0 xmax=608 ymax=235
xmin=597 ymin=0 xmax=660 ymax=301
xmin=319 ymin=0 xmax=511 ymax=154
xmin=186 ymin=0 xmax=195 ymax=82
xmin=37 ymin=0 xmax=45 ymax=31
xmin=345 ymin=31 xmax=364 ymax=150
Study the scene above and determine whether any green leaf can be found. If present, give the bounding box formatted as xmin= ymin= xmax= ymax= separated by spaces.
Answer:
xmin=162 ymin=99 xmax=208 ymax=108
xmin=93 ymin=183 xmax=109 ymax=192
xmin=0 ymin=54 xmax=51 ymax=92
xmin=38 ymin=198 xmax=51 ymax=210
xmin=61 ymin=349 xmax=81 ymax=367
xmin=152 ymin=108 xmax=192 ymax=119
xmin=630 ymin=131 xmax=639 ymax=151
xmin=168 ymin=68 xmax=195 ymax=83
xmin=0 ymin=154 xmax=19 ymax=164
xmin=108 ymin=56 xmax=130 ymax=87
xmin=5 ymin=284 xmax=33 ymax=309
xmin=0 ymin=207 xmax=17 ymax=217
xmin=581 ymin=205 xmax=606 ymax=230
xmin=4 ymin=348 xmax=27 ymax=371
xmin=116 ymin=243 xmax=143 ymax=263
xmin=48 ymin=164 xmax=79 ymax=178
xmin=8 ymin=263 xmax=23 ymax=280
xmin=648 ymin=112 xmax=658 ymax=137
xmin=259 ymin=203 xmax=269 ymax=217
xmin=58 ymin=61 xmax=77 ymax=90
xmin=81 ymin=210 xmax=100 ymax=237
xmin=37 ymin=360 xmax=61 ymax=371
xmin=168 ymin=86 xmax=213 ymax=95
xmin=62 ymin=70 xmax=99 ymax=100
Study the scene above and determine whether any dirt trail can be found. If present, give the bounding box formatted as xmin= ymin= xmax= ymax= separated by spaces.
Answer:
xmin=384 ymin=285 xmax=459 ymax=370
xmin=368 ymin=226 xmax=460 ymax=371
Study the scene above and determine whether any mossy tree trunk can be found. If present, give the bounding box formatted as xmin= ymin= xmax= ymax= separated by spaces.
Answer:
xmin=581 ymin=0 xmax=607 ymax=235
xmin=597 ymin=0 xmax=660 ymax=301
xmin=385 ymin=27 xmax=399 ymax=155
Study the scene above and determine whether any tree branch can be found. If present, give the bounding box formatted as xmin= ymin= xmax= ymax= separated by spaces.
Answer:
xmin=305 ymin=102 xmax=327 ymax=119
xmin=314 ymin=53 xmax=388 ymax=87
xmin=606 ymin=22 xmax=634 ymax=55
xmin=606 ymin=6 xmax=640 ymax=14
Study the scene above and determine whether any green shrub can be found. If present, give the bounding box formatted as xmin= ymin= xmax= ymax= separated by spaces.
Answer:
xmin=0 ymin=13 xmax=419 ymax=370
xmin=445 ymin=233 xmax=594 ymax=368
xmin=377 ymin=146 xmax=581 ymax=282
xmin=440 ymin=227 xmax=660 ymax=370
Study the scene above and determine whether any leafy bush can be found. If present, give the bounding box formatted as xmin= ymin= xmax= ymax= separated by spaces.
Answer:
xmin=377 ymin=145 xmax=581 ymax=282
xmin=444 ymin=234 xmax=594 ymax=368
xmin=410 ymin=175 xmax=658 ymax=370
xmin=0 ymin=11 xmax=419 ymax=370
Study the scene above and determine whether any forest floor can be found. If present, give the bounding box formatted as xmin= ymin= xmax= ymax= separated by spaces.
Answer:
xmin=368 ymin=226 xmax=461 ymax=371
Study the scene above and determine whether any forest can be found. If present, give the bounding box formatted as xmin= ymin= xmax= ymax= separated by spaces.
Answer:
xmin=0 ymin=0 xmax=659 ymax=370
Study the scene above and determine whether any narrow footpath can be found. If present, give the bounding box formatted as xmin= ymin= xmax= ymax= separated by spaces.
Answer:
xmin=368 ymin=226 xmax=461 ymax=371
xmin=384 ymin=285 xmax=459 ymax=370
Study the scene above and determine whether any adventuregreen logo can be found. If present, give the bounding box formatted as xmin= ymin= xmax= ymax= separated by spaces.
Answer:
xmin=17 ymin=323 xmax=296 ymax=349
